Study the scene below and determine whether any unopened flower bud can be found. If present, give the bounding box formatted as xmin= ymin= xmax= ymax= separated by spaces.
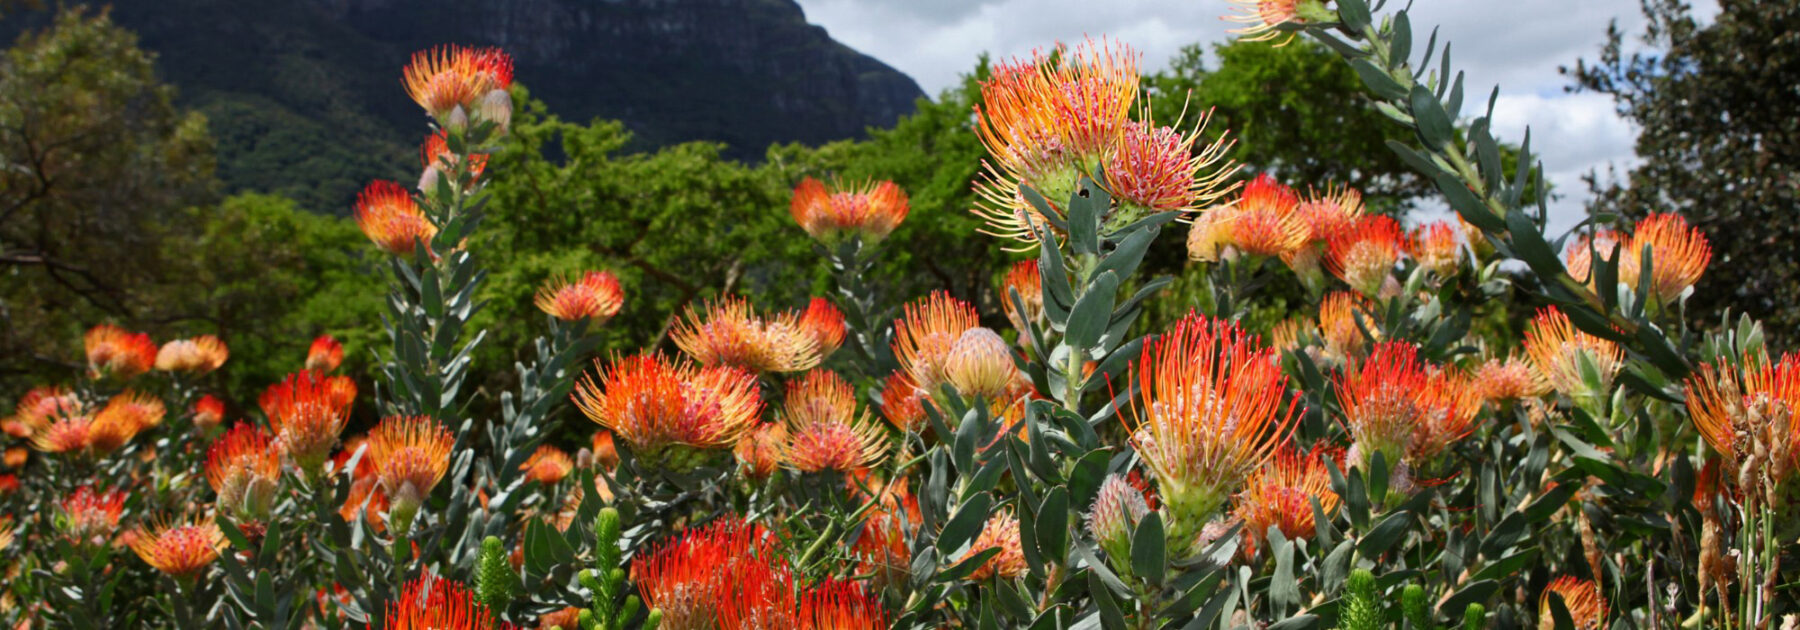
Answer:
xmin=447 ymin=105 xmax=470 ymax=133
xmin=944 ymin=328 xmax=1016 ymax=400
xmin=1086 ymin=474 xmax=1149 ymax=565
xmin=479 ymin=89 xmax=512 ymax=135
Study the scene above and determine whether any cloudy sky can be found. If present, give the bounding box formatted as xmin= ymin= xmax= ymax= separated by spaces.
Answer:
xmin=794 ymin=0 xmax=1719 ymax=235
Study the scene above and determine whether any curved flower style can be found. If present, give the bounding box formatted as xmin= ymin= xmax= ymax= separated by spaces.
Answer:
xmin=1336 ymin=342 xmax=1477 ymax=468
xmin=1325 ymin=214 xmax=1407 ymax=297
xmin=193 ymin=394 xmax=227 ymax=432
xmin=1227 ymin=0 xmax=1334 ymax=43
xmin=879 ymin=372 xmax=927 ymax=433
xmin=366 ymin=415 xmax=454 ymax=528
xmin=1408 ymin=221 xmax=1463 ymax=277
xmin=383 ymin=574 xmax=517 ymax=630
xmin=1620 ymin=212 xmax=1712 ymax=304
xmin=798 ymin=297 xmax=847 ymax=360
xmin=155 ymin=335 xmax=229 ymax=373
xmin=795 ymin=578 xmax=889 ymax=629
xmin=306 ymin=335 xmax=344 ymax=373
xmin=129 ymin=517 xmax=225 ymax=579
xmin=1685 ymin=353 xmax=1800 ymax=474
xmin=1522 ymin=307 xmax=1624 ymax=406
xmin=573 ymin=354 xmax=762 ymax=464
xmin=59 ymin=485 xmax=128 ymax=548
xmin=1102 ymin=117 xmax=1237 ymax=219
xmin=779 ymin=370 xmax=885 ymax=473
xmin=1539 ymin=576 xmax=1608 ymax=630
xmin=13 ymin=385 xmax=85 ymax=429
xmin=535 ymin=271 xmax=626 ymax=323
xmin=892 ymin=292 xmax=981 ymax=394
xmin=520 ymin=444 xmax=574 ymax=485
xmin=354 ymin=180 xmax=437 ymax=257
xmin=84 ymin=324 xmax=156 ymax=379
xmin=1284 ymin=184 xmax=1365 ymax=276
xmin=789 ymin=177 xmax=911 ymax=245
xmin=262 ymin=371 xmax=353 ymax=473
xmin=673 ymin=297 xmax=822 ymax=374
xmin=1220 ymin=173 xmax=1306 ymax=258
xmin=1124 ymin=314 xmax=1298 ymax=548
xmin=963 ymin=510 xmax=1028 ymax=581
xmin=206 ymin=423 xmax=281 ymax=521
xmin=401 ymin=45 xmax=514 ymax=124
xmin=1237 ymin=446 xmax=1339 ymax=544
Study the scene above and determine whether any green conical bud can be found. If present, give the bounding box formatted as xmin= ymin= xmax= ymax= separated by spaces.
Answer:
xmin=1462 ymin=603 xmax=1486 ymax=630
xmin=475 ymin=535 xmax=514 ymax=615
xmin=1403 ymin=583 xmax=1434 ymax=630
xmin=1340 ymin=568 xmax=1382 ymax=630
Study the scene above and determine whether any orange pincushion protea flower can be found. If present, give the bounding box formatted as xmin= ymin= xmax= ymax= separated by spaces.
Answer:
xmin=591 ymin=430 xmax=619 ymax=471
xmin=306 ymin=335 xmax=344 ymax=373
xmin=795 ymin=578 xmax=889 ymax=629
xmin=354 ymin=180 xmax=438 ymax=257
xmin=1221 ymin=174 xmax=1306 ymax=258
xmin=854 ymin=494 xmax=919 ymax=590
xmin=798 ymin=297 xmax=847 ymax=360
xmin=366 ymin=415 xmax=454 ymax=526
xmin=1684 ymin=354 xmax=1800 ymax=473
xmin=1474 ymin=355 xmax=1550 ymax=403
xmin=1326 ymin=215 xmax=1407 ymax=297
xmin=963 ymin=510 xmax=1027 ymax=581
xmin=1237 ymin=446 xmax=1339 ymax=543
xmin=520 ymin=445 xmax=574 ymax=485
xmin=382 ymin=574 xmax=517 ymax=630
xmin=1284 ymin=184 xmax=1365 ymax=275
xmin=262 ymin=371 xmax=352 ymax=473
xmin=206 ymin=423 xmax=282 ymax=520
xmin=733 ymin=422 xmax=787 ymax=479
xmin=1317 ymin=291 xmax=1375 ymax=363
xmin=1103 ymin=118 xmax=1237 ymax=215
xmin=1125 ymin=314 xmax=1298 ymax=545
xmin=535 ymin=271 xmax=625 ymax=323
xmin=1001 ymin=259 xmax=1045 ymax=334
xmin=85 ymin=324 xmax=156 ymax=379
xmin=59 ymin=485 xmax=128 ymax=547
xmin=1539 ymin=576 xmax=1608 ymax=630
xmin=789 ymin=177 xmax=911 ymax=245
xmin=3 ymin=447 xmax=23 ymax=469
xmin=419 ymin=129 xmax=490 ymax=189
xmin=879 ymin=371 xmax=927 ymax=433
xmin=779 ymin=370 xmax=885 ymax=473
xmin=573 ymin=354 xmax=762 ymax=460
xmin=129 ymin=517 xmax=225 ymax=579
xmin=1620 ymin=212 xmax=1712 ymax=304
xmin=13 ymin=385 xmax=85 ymax=428
xmin=1522 ymin=307 xmax=1623 ymax=404
xmin=1564 ymin=229 xmax=1625 ymax=288
xmin=782 ymin=369 xmax=856 ymax=428
xmin=634 ymin=518 xmax=777 ymax=629
xmin=673 ymin=297 xmax=822 ymax=374
xmin=1336 ymin=342 xmax=1477 ymax=468
xmin=401 ymin=45 xmax=514 ymax=121
xmin=1409 ymin=221 xmax=1463 ymax=277
xmin=155 ymin=335 xmax=229 ymax=373
xmin=31 ymin=414 xmax=94 ymax=454
xmin=892 ymin=292 xmax=981 ymax=393
xmin=87 ymin=391 xmax=165 ymax=454
xmin=193 ymin=394 xmax=226 ymax=432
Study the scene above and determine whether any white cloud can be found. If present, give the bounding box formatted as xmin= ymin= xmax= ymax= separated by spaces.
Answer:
xmin=796 ymin=0 xmax=1720 ymax=234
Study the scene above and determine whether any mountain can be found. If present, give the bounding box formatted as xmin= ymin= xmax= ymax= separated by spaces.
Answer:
xmin=1 ymin=0 xmax=924 ymax=213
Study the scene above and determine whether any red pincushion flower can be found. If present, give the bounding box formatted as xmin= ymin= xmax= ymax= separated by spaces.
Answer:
xmin=85 ymin=324 xmax=156 ymax=379
xmin=891 ymin=292 xmax=980 ymax=393
xmin=354 ymin=180 xmax=437 ymax=257
xmin=573 ymin=354 xmax=763 ymax=457
xmin=789 ymin=177 xmax=910 ymax=245
xmin=380 ymin=574 xmax=517 ymax=630
xmin=262 ymin=371 xmax=352 ymax=473
xmin=306 ymin=335 xmax=344 ymax=373
xmin=1325 ymin=215 xmax=1407 ymax=296
xmin=535 ymin=271 xmax=626 ymax=323
xmin=129 ymin=517 xmax=225 ymax=579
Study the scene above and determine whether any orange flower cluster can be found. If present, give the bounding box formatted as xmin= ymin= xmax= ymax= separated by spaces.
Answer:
xmin=1325 ymin=215 xmax=1408 ymax=297
xmin=28 ymin=390 xmax=164 ymax=457
xmin=1000 ymin=260 xmax=1045 ymax=340
xmin=419 ymin=129 xmax=490 ymax=192
xmin=673 ymin=296 xmax=838 ymax=373
xmin=261 ymin=371 xmax=356 ymax=473
xmin=306 ymin=335 xmax=344 ymax=373
xmin=1522 ymin=307 xmax=1623 ymax=404
xmin=963 ymin=510 xmax=1028 ymax=581
xmin=193 ymin=394 xmax=227 ymax=432
xmin=892 ymin=292 xmax=981 ymax=394
xmin=401 ymin=45 xmax=515 ymax=128
xmin=1685 ymin=353 xmax=1800 ymax=476
xmin=789 ymin=177 xmax=910 ymax=245
xmin=58 ymin=485 xmax=128 ymax=548
xmin=155 ymin=335 xmax=229 ymax=373
xmin=1189 ymin=174 xmax=1305 ymax=262
xmin=779 ymin=370 xmax=886 ymax=474
xmin=535 ymin=271 xmax=625 ymax=323
xmin=573 ymin=354 xmax=762 ymax=464
xmin=972 ymin=38 xmax=1234 ymax=249
xmin=206 ymin=423 xmax=282 ymax=521
xmin=84 ymin=324 xmax=156 ymax=379
xmin=129 ymin=517 xmax=225 ymax=579
xmin=1236 ymin=446 xmax=1339 ymax=545
xmin=520 ymin=444 xmax=574 ymax=485
xmin=354 ymin=180 xmax=438 ymax=257
xmin=878 ymin=372 xmax=927 ymax=433
xmin=636 ymin=518 xmax=887 ymax=629
xmin=1565 ymin=214 xmax=1711 ymax=305
xmin=1335 ymin=342 xmax=1478 ymax=470
xmin=366 ymin=415 xmax=454 ymax=528
xmin=382 ymin=574 xmax=517 ymax=630
xmin=1408 ymin=220 xmax=1463 ymax=278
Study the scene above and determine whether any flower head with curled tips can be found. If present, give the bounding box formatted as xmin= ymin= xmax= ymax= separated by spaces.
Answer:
xmin=673 ymin=296 xmax=821 ymax=374
xmin=86 ymin=391 xmax=165 ymax=455
xmin=573 ymin=353 xmax=762 ymax=467
xmin=892 ymin=292 xmax=980 ymax=394
xmin=206 ymin=423 xmax=282 ymax=521
xmin=193 ymin=394 xmax=226 ymax=432
xmin=1474 ymin=354 xmax=1550 ymax=403
xmin=1103 ymin=115 xmax=1237 ymax=222
xmin=963 ymin=510 xmax=1027 ymax=581
xmin=1621 ymin=212 xmax=1711 ymax=305
xmin=1237 ymin=445 xmax=1339 ymax=544
xmin=380 ymin=573 xmax=517 ymax=630
xmin=779 ymin=369 xmax=886 ymax=474
xmin=366 ymin=415 xmax=453 ymax=531
xmin=129 ymin=517 xmax=225 ymax=580
xmin=1124 ymin=314 xmax=1299 ymax=552
xmin=798 ymin=297 xmax=847 ymax=360
xmin=1539 ymin=576 xmax=1608 ymax=630
xmin=1226 ymin=0 xmax=1335 ymax=44
xmin=155 ymin=335 xmax=229 ymax=373
xmin=633 ymin=518 xmax=777 ymax=629
xmin=58 ymin=485 xmax=127 ymax=548
xmin=789 ymin=177 xmax=910 ymax=245
xmin=1684 ymin=353 xmax=1800 ymax=475
xmin=1522 ymin=306 xmax=1623 ymax=406
xmin=84 ymin=324 xmax=156 ymax=380
xmin=1335 ymin=342 xmax=1474 ymax=470
xmin=1325 ymin=214 xmax=1407 ymax=297
xmin=1409 ymin=220 xmax=1463 ymax=277
xmin=1218 ymin=173 xmax=1307 ymax=258
xmin=520 ymin=444 xmax=574 ymax=485
xmin=354 ymin=180 xmax=437 ymax=257
xmin=535 ymin=271 xmax=625 ymax=323
xmin=306 ymin=335 xmax=344 ymax=372
xmin=733 ymin=422 xmax=787 ymax=479
xmin=261 ymin=371 xmax=352 ymax=474
xmin=401 ymin=45 xmax=513 ymax=123
xmin=879 ymin=371 xmax=928 ymax=433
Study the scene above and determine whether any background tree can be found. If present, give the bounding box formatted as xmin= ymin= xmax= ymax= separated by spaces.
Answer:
xmin=1567 ymin=0 xmax=1800 ymax=344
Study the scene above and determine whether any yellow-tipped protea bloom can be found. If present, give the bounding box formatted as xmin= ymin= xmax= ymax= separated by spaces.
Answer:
xmin=1684 ymin=354 xmax=1800 ymax=474
xmin=1326 ymin=215 xmax=1407 ymax=297
xmin=1284 ymin=184 xmax=1364 ymax=277
xmin=782 ymin=369 xmax=856 ymax=428
xmin=1267 ymin=318 xmax=1315 ymax=359
xmin=87 ymin=391 xmax=165 ymax=455
xmin=1226 ymin=0 xmax=1331 ymax=43
xmin=1102 ymin=117 xmax=1237 ymax=218
xmin=129 ymin=517 xmax=225 ymax=579
xmin=306 ymin=335 xmax=344 ymax=373
xmin=963 ymin=510 xmax=1028 ymax=581
xmin=520 ymin=445 xmax=574 ymax=486
xmin=354 ymin=180 xmax=437 ymax=257
xmin=789 ymin=177 xmax=911 ymax=245
xmin=84 ymin=324 xmax=156 ymax=380
xmin=779 ymin=370 xmax=885 ymax=473
xmin=58 ymin=485 xmax=127 ymax=548
xmin=1237 ymin=446 xmax=1339 ymax=543
xmin=1000 ymin=260 xmax=1045 ymax=335
xmin=892 ymin=292 xmax=980 ymax=394
xmin=401 ymin=45 xmax=513 ymax=124
xmin=155 ymin=335 xmax=229 ymax=373
xmin=1563 ymin=229 xmax=1625 ymax=288
xmin=1336 ymin=342 xmax=1478 ymax=469
xmin=673 ymin=297 xmax=821 ymax=374
xmin=943 ymin=327 xmax=1019 ymax=401
xmin=1522 ymin=307 xmax=1623 ymax=407
xmin=1473 ymin=355 xmax=1550 ymax=403
xmin=30 ymin=415 xmax=94 ymax=454
xmin=535 ymin=271 xmax=625 ymax=323
xmin=261 ymin=371 xmax=352 ymax=474
xmin=1125 ymin=314 xmax=1298 ymax=550
xmin=367 ymin=415 xmax=454 ymax=529
xmin=13 ymin=385 xmax=85 ymax=429
xmin=1317 ymin=291 xmax=1375 ymax=363
xmin=1408 ymin=221 xmax=1463 ymax=278
xmin=798 ymin=297 xmax=847 ymax=360
xmin=205 ymin=423 xmax=281 ymax=521
xmin=1221 ymin=174 xmax=1306 ymax=258
xmin=1620 ymin=212 xmax=1711 ymax=304
xmin=879 ymin=372 xmax=927 ymax=433
xmin=573 ymin=354 xmax=763 ymax=465
xmin=1538 ymin=576 xmax=1607 ymax=630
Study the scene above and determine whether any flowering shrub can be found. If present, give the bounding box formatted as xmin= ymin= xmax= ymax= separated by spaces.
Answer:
xmin=0 ymin=2 xmax=1788 ymax=629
